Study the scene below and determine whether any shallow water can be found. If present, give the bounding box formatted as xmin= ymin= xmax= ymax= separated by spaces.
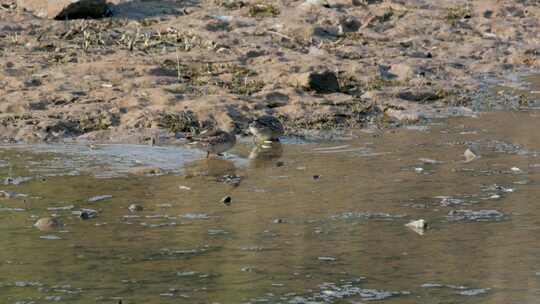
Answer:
xmin=3 ymin=93 xmax=540 ymax=303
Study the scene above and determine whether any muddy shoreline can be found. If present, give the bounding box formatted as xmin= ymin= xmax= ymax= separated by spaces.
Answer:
xmin=0 ymin=0 xmax=539 ymax=144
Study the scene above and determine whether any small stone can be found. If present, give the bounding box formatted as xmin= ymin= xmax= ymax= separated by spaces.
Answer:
xmin=275 ymin=161 xmax=285 ymax=167
xmin=221 ymin=195 xmax=232 ymax=206
xmin=464 ymin=148 xmax=478 ymax=162
xmin=312 ymin=175 xmax=321 ymax=180
xmin=34 ymin=217 xmax=63 ymax=231
xmin=303 ymin=0 xmax=330 ymax=8
xmin=128 ymin=204 xmax=144 ymax=212
xmin=273 ymin=218 xmax=285 ymax=224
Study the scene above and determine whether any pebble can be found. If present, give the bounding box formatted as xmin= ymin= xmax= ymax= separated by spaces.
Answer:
xmin=464 ymin=148 xmax=478 ymax=162
xmin=34 ymin=217 xmax=63 ymax=231
xmin=128 ymin=204 xmax=144 ymax=212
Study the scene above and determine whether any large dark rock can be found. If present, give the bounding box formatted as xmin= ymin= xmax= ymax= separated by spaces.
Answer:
xmin=17 ymin=0 xmax=111 ymax=19
xmin=291 ymin=71 xmax=340 ymax=94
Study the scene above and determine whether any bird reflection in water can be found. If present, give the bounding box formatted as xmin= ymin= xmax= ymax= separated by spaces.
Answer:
xmin=184 ymin=158 xmax=237 ymax=179
xmin=248 ymin=142 xmax=283 ymax=168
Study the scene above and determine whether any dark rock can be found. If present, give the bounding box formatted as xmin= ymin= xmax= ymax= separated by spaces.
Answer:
xmin=17 ymin=0 xmax=111 ymax=19
xmin=291 ymin=71 xmax=340 ymax=94
xmin=221 ymin=195 xmax=232 ymax=205
xmin=339 ymin=16 xmax=361 ymax=33
xmin=396 ymin=89 xmax=441 ymax=102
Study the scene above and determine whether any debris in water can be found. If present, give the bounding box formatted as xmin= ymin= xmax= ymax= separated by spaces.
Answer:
xmin=421 ymin=283 xmax=444 ymax=288
xmin=221 ymin=195 xmax=232 ymax=206
xmin=313 ymin=175 xmax=321 ymax=180
xmin=48 ymin=205 xmax=75 ymax=211
xmin=217 ymin=174 xmax=242 ymax=187
xmin=0 ymin=207 xmax=25 ymax=212
xmin=182 ymin=213 xmax=210 ymax=219
xmin=0 ymin=190 xmax=28 ymax=199
xmin=179 ymin=185 xmax=191 ymax=191
xmin=318 ymin=256 xmax=336 ymax=261
xmin=88 ymin=195 xmax=112 ymax=203
xmin=458 ymin=288 xmax=491 ymax=296
xmin=510 ymin=167 xmax=521 ymax=173
xmin=273 ymin=218 xmax=285 ymax=224
xmin=419 ymin=158 xmax=443 ymax=164
xmin=4 ymin=176 xmax=33 ymax=185
xmin=208 ymin=229 xmax=228 ymax=235
xmin=177 ymin=271 xmax=197 ymax=277
xmin=422 ymin=283 xmax=490 ymax=296
xmin=447 ymin=209 xmax=506 ymax=222
xmin=34 ymin=217 xmax=63 ymax=231
xmin=40 ymin=235 xmax=62 ymax=240
xmin=482 ymin=184 xmax=514 ymax=193
xmin=414 ymin=167 xmax=424 ymax=173
xmin=438 ymin=196 xmax=466 ymax=206
xmin=331 ymin=212 xmax=406 ymax=220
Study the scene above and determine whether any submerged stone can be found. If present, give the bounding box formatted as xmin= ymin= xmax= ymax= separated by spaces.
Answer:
xmin=34 ymin=217 xmax=63 ymax=231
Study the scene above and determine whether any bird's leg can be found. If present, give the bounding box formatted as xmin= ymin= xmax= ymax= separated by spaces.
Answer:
xmin=206 ymin=151 xmax=210 ymax=158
